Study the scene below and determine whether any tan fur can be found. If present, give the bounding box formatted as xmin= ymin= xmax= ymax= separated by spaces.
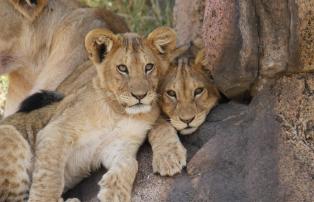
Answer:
xmin=148 ymin=50 xmax=220 ymax=176
xmin=0 ymin=0 xmax=129 ymax=117
xmin=0 ymin=103 xmax=59 ymax=202
xmin=21 ymin=27 xmax=176 ymax=202
xmin=148 ymin=117 xmax=187 ymax=176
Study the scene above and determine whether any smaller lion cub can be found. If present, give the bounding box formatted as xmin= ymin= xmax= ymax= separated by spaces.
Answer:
xmin=148 ymin=50 xmax=220 ymax=176
xmin=27 ymin=27 xmax=176 ymax=202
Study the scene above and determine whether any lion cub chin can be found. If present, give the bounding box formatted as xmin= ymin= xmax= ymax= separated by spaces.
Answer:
xmin=148 ymin=49 xmax=220 ymax=176
xmin=26 ymin=27 xmax=176 ymax=202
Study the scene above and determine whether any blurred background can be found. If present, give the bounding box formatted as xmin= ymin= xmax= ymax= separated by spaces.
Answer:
xmin=0 ymin=0 xmax=175 ymax=117
xmin=81 ymin=0 xmax=174 ymax=34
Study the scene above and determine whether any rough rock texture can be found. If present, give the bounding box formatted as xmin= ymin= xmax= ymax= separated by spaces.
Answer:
xmin=202 ymin=0 xmax=258 ymax=98
xmin=173 ymin=0 xmax=205 ymax=47
xmin=255 ymin=0 xmax=290 ymax=77
xmin=289 ymin=0 xmax=314 ymax=72
xmin=202 ymin=0 xmax=314 ymax=98
xmin=64 ymin=74 xmax=313 ymax=202
xmin=186 ymin=74 xmax=314 ymax=202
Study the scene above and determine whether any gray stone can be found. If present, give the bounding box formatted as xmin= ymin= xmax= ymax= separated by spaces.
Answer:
xmin=202 ymin=0 xmax=259 ymax=99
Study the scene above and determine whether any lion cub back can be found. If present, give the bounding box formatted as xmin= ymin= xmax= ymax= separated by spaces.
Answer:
xmin=0 ymin=91 xmax=63 ymax=202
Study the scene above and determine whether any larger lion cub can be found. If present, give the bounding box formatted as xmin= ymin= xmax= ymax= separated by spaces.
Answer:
xmin=27 ymin=27 xmax=176 ymax=202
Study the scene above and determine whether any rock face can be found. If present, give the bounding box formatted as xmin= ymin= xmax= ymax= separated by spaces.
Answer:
xmin=173 ymin=0 xmax=205 ymax=47
xmin=185 ymin=74 xmax=313 ymax=202
xmin=202 ymin=0 xmax=314 ymax=98
xmin=202 ymin=0 xmax=258 ymax=99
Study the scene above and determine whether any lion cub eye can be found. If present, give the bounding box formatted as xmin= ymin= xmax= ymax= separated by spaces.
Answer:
xmin=145 ymin=63 xmax=155 ymax=74
xmin=166 ymin=90 xmax=177 ymax=99
xmin=117 ymin=64 xmax=129 ymax=75
xmin=194 ymin=87 xmax=204 ymax=97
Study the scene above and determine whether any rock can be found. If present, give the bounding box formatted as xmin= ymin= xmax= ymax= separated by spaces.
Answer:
xmin=173 ymin=0 xmax=205 ymax=47
xmin=202 ymin=0 xmax=314 ymax=98
xmin=254 ymin=0 xmax=290 ymax=78
xmin=186 ymin=73 xmax=314 ymax=202
xmin=288 ymin=0 xmax=314 ymax=72
xmin=202 ymin=0 xmax=258 ymax=99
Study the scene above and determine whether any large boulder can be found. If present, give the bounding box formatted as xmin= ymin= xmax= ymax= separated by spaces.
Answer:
xmin=184 ymin=74 xmax=313 ymax=202
xmin=173 ymin=0 xmax=205 ymax=47
xmin=202 ymin=0 xmax=314 ymax=98
xmin=202 ymin=0 xmax=258 ymax=99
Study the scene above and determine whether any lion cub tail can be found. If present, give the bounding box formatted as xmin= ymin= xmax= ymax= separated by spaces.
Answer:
xmin=18 ymin=90 xmax=64 ymax=113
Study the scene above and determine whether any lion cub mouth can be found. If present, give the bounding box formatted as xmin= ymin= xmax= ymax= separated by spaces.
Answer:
xmin=180 ymin=127 xmax=198 ymax=135
xmin=125 ymin=103 xmax=152 ymax=115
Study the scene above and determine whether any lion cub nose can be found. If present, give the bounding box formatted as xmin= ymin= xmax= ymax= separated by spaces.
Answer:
xmin=131 ymin=92 xmax=147 ymax=100
xmin=180 ymin=116 xmax=195 ymax=124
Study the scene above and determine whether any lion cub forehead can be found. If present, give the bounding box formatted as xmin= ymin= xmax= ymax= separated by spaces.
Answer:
xmin=121 ymin=33 xmax=142 ymax=38
xmin=118 ymin=33 xmax=145 ymax=51
xmin=164 ymin=62 xmax=205 ymax=91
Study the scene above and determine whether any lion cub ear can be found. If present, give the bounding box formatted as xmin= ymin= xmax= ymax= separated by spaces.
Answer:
xmin=9 ymin=0 xmax=48 ymax=21
xmin=194 ymin=49 xmax=214 ymax=78
xmin=194 ymin=49 xmax=208 ymax=67
xmin=85 ymin=28 xmax=118 ymax=65
xmin=147 ymin=27 xmax=177 ymax=56
xmin=170 ymin=43 xmax=190 ymax=62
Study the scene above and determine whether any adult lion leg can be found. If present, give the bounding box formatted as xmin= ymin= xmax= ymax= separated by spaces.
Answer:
xmin=28 ymin=125 xmax=69 ymax=202
xmin=98 ymin=146 xmax=139 ymax=202
xmin=0 ymin=125 xmax=32 ymax=202
xmin=148 ymin=120 xmax=187 ymax=176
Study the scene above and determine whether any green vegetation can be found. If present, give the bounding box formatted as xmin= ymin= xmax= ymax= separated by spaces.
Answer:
xmin=82 ymin=0 xmax=174 ymax=34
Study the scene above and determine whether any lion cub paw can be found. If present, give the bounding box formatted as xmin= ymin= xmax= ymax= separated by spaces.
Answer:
xmin=153 ymin=141 xmax=187 ymax=176
xmin=98 ymin=172 xmax=131 ymax=202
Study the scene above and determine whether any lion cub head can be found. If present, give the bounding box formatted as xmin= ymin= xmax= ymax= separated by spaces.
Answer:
xmin=85 ymin=27 xmax=176 ymax=115
xmin=161 ymin=50 xmax=220 ymax=135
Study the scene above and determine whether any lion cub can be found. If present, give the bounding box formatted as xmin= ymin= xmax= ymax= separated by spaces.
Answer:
xmin=22 ymin=27 xmax=176 ymax=202
xmin=148 ymin=50 xmax=220 ymax=176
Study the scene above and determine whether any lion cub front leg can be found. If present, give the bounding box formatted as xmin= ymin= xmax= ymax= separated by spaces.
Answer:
xmin=28 ymin=125 xmax=69 ymax=202
xmin=98 ymin=146 xmax=139 ymax=202
xmin=148 ymin=120 xmax=187 ymax=176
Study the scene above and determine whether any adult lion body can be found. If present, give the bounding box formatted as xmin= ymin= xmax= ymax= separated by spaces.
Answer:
xmin=0 ymin=0 xmax=129 ymax=117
